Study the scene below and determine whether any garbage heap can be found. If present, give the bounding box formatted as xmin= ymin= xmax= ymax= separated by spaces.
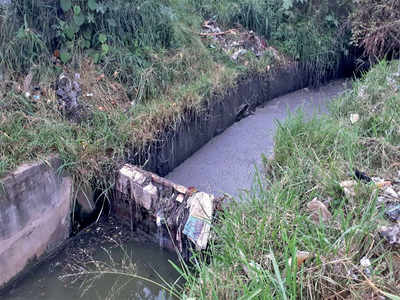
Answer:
xmin=114 ymin=164 xmax=219 ymax=259
xmin=199 ymin=19 xmax=269 ymax=61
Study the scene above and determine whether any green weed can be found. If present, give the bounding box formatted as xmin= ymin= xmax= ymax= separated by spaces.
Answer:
xmin=177 ymin=60 xmax=400 ymax=299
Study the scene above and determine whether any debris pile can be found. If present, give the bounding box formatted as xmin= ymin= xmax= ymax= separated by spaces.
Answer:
xmin=56 ymin=73 xmax=81 ymax=113
xmin=200 ymin=19 xmax=269 ymax=61
xmin=114 ymin=164 xmax=220 ymax=258
xmin=340 ymin=169 xmax=400 ymax=246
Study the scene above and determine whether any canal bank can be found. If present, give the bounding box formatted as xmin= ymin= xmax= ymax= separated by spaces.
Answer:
xmin=1 ymin=75 xmax=350 ymax=299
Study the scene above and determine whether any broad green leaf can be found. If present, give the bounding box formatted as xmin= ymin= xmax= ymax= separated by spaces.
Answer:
xmin=88 ymin=0 xmax=97 ymax=11
xmin=83 ymin=29 xmax=92 ymax=40
xmin=73 ymin=14 xmax=86 ymax=27
xmin=93 ymin=52 xmax=100 ymax=64
xmin=98 ymin=33 xmax=107 ymax=44
xmin=60 ymin=0 xmax=72 ymax=12
xmin=64 ymin=26 xmax=75 ymax=40
xmin=101 ymin=44 xmax=109 ymax=54
xmin=60 ymin=50 xmax=71 ymax=64
xmin=73 ymin=5 xmax=81 ymax=15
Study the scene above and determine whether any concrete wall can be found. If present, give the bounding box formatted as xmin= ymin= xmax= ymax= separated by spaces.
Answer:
xmin=0 ymin=157 xmax=72 ymax=288
xmin=114 ymin=164 xmax=217 ymax=259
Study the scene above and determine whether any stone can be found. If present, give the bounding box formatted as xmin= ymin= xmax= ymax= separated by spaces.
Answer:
xmin=151 ymin=173 xmax=188 ymax=194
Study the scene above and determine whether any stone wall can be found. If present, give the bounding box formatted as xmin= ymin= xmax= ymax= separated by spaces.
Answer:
xmin=0 ymin=157 xmax=72 ymax=288
xmin=114 ymin=164 xmax=217 ymax=258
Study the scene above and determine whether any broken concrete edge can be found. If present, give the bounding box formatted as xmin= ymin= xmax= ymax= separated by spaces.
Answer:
xmin=0 ymin=155 xmax=95 ymax=216
xmin=0 ymin=157 xmax=73 ymax=289
xmin=114 ymin=164 xmax=220 ymax=255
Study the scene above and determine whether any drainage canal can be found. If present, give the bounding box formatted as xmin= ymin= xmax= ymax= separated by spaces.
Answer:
xmin=1 ymin=79 xmax=350 ymax=300
xmin=167 ymin=79 xmax=350 ymax=197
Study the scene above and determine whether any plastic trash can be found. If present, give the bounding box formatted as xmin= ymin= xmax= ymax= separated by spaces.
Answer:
xmin=385 ymin=204 xmax=400 ymax=222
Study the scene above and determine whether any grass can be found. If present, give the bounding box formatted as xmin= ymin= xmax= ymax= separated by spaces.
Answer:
xmin=176 ymin=60 xmax=400 ymax=299
xmin=0 ymin=0 xmax=355 ymax=186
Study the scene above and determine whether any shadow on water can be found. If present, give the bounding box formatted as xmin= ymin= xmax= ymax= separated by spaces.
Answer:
xmin=1 ymin=217 xmax=182 ymax=300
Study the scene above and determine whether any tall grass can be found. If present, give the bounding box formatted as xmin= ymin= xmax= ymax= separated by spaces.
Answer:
xmin=0 ymin=0 xmax=356 ymax=204
xmin=177 ymin=61 xmax=400 ymax=299
xmin=186 ymin=0 xmax=352 ymax=82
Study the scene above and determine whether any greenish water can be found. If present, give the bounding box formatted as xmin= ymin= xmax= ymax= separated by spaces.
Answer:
xmin=1 ymin=220 xmax=181 ymax=300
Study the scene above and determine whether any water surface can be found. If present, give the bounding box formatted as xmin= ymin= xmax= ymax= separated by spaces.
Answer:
xmin=167 ymin=79 xmax=349 ymax=196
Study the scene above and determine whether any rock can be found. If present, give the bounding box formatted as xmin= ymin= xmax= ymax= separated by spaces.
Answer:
xmin=121 ymin=166 xmax=148 ymax=186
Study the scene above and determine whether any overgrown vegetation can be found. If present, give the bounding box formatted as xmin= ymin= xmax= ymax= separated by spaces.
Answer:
xmin=176 ymin=60 xmax=400 ymax=299
xmin=0 ymin=0 xmax=398 ymax=206
xmin=0 ymin=0 xmax=357 ymax=182
xmin=2 ymin=1 xmax=399 ymax=298
xmin=350 ymin=0 xmax=400 ymax=61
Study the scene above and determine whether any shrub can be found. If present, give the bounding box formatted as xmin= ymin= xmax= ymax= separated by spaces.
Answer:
xmin=351 ymin=0 xmax=400 ymax=60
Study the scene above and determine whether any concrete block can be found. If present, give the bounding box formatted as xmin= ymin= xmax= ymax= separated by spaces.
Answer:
xmin=141 ymin=183 xmax=158 ymax=210
xmin=0 ymin=157 xmax=72 ymax=288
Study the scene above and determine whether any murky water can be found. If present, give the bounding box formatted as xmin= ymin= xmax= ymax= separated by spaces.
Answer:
xmin=167 ymin=79 xmax=350 ymax=197
xmin=1 ymin=218 xmax=181 ymax=300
